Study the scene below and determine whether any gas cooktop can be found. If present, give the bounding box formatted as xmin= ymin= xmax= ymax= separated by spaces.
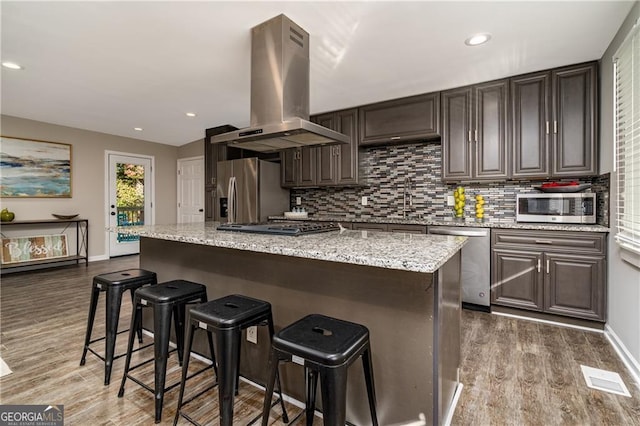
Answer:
xmin=216 ymin=222 xmax=340 ymax=236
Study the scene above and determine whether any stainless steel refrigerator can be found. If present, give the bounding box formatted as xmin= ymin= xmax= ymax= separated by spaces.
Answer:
xmin=215 ymin=158 xmax=290 ymax=223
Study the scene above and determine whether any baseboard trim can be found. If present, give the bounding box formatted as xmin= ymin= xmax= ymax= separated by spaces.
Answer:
xmin=491 ymin=311 xmax=605 ymax=333
xmin=88 ymin=254 xmax=109 ymax=262
xmin=604 ymin=324 xmax=640 ymax=389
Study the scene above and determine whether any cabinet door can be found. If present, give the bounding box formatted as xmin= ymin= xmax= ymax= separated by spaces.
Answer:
xmin=474 ymin=79 xmax=510 ymax=179
xmin=442 ymin=87 xmax=473 ymax=181
xmin=511 ymin=71 xmax=550 ymax=178
xmin=281 ymin=149 xmax=298 ymax=187
xmin=336 ymin=108 xmax=359 ymax=185
xmin=551 ymin=63 xmax=597 ymax=176
xmin=359 ymin=92 xmax=440 ymax=146
xmin=544 ymin=253 xmax=605 ymax=321
xmin=299 ymin=147 xmax=317 ymax=186
xmin=491 ymin=248 xmax=543 ymax=311
xmin=314 ymin=113 xmax=337 ymax=185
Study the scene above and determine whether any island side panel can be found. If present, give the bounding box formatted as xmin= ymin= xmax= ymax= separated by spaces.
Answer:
xmin=434 ymin=251 xmax=462 ymax=425
xmin=140 ymin=237 xmax=439 ymax=425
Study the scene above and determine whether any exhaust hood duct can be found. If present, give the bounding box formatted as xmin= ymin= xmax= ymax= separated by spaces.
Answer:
xmin=211 ymin=14 xmax=350 ymax=152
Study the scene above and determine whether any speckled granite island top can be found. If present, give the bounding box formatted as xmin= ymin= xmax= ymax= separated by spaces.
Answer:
xmin=116 ymin=222 xmax=467 ymax=273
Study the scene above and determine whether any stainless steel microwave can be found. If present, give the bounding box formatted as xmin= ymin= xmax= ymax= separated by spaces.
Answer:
xmin=516 ymin=193 xmax=596 ymax=224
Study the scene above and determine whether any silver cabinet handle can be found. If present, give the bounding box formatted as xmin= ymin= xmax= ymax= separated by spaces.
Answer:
xmin=546 ymin=259 xmax=550 ymax=274
xmin=546 ymin=121 xmax=550 ymax=135
xmin=554 ymin=121 xmax=558 ymax=134
xmin=535 ymin=240 xmax=553 ymax=244
xmin=474 ymin=129 xmax=478 ymax=142
xmin=468 ymin=131 xmax=472 ymax=142
xmin=537 ymin=259 xmax=541 ymax=273
xmin=390 ymin=136 xmax=401 ymax=140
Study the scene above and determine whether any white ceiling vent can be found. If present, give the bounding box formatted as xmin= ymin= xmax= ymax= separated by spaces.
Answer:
xmin=580 ymin=365 xmax=631 ymax=397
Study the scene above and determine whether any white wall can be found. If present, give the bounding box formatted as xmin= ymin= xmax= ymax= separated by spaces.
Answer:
xmin=1 ymin=115 xmax=179 ymax=260
xmin=600 ymin=2 xmax=640 ymax=377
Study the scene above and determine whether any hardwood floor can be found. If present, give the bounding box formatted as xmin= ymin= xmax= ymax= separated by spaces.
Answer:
xmin=1 ymin=256 xmax=639 ymax=425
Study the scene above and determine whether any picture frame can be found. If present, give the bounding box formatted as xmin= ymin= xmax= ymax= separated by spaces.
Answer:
xmin=0 ymin=136 xmax=72 ymax=198
xmin=1 ymin=234 xmax=68 ymax=264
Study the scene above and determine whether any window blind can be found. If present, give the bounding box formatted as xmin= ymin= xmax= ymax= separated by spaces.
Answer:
xmin=614 ymin=21 xmax=640 ymax=255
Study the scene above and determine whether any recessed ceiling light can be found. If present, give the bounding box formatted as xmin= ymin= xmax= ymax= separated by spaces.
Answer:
xmin=465 ymin=33 xmax=492 ymax=46
xmin=134 ymin=127 xmax=143 ymax=131
xmin=185 ymin=112 xmax=197 ymax=117
xmin=2 ymin=62 xmax=23 ymax=70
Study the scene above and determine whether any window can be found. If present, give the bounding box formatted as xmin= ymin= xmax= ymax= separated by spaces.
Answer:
xmin=614 ymin=20 xmax=640 ymax=264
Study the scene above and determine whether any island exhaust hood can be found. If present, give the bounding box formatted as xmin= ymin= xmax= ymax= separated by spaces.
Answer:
xmin=210 ymin=14 xmax=350 ymax=152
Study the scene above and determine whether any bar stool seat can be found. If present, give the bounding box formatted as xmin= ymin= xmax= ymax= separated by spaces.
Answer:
xmin=118 ymin=280 xmax=212 ymax=424
xmin=261 ymin=314 xmax=378 ymax=426
xmin=80 ymin=268 xmax=157 ymax=385
xmin=174 ymin=294 xmax=288 ymax=426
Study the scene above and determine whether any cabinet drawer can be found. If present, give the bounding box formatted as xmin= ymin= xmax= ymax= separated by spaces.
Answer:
xmin=492 ymin=230 xmax=605 ymax=254
xmin=352 ymin=223 xmax=389 ymax=232
xmin=387 ymin=224 xmax=427 ymax=234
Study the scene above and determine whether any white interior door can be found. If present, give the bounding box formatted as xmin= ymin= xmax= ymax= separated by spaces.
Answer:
xmin=107 ymin=153 xmax=153 ymax=257
xmin=177 ymin=156 xmax=205 ymax=223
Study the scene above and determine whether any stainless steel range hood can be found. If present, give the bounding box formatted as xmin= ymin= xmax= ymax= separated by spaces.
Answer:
xmin=211 ymin=14 xmax=350 ymax=152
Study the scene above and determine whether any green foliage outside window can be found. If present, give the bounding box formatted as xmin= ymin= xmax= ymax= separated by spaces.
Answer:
xmin=116 ymin=163 xmax=144 ymax=207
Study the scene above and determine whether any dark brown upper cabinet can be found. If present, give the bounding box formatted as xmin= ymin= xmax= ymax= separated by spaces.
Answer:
xmin=552 ymin=63 xmax=598 ymax=176
xmin=282 ymin=108 xmax=361 ymax=188
xmin=511 ymin=62 xmax=597 ymax=178
xmin=359 ymin=92 xmax=440 ymax=146
xmin=314 ymin=108 xmax=360 ymax=186
xmin=511 ymin=71 xmax=551 ymax=177
xmin=280 ymin=146 xmax=317 ymax=188
xmin=442 ymin=79 xmax=510 ymax=181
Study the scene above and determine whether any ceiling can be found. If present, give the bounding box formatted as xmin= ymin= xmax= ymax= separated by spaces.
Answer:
xmin=1 ymin=1 xmax=634 ymax=147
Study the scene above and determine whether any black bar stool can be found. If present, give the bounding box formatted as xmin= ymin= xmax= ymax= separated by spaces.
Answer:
xmin=261 ymin=314 xmax=378 ymax=426
xmin=117 ymin=280 xmax=213 ymax=424
xmin=174 ymin=294 xmax=289 ymax=426
xmin=80 ymin=268 xmax=157 ymax=385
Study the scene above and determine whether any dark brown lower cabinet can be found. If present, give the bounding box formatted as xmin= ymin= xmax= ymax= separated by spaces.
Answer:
xmin=351 ymin=223 xmax=389 ymax=232
xmin=491 ymin=229 xmax=606 ymax=322
xmin=492 ymin=248 xmax=543 ymax=311
xmin=387 ymin=224 xmax=427 ymax=234
xmin=544 ymin=253 xmax=605 ymax=321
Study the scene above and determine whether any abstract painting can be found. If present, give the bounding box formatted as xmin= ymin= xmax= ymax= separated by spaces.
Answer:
xmin=0 ymin=136 xmax=72 ymax=197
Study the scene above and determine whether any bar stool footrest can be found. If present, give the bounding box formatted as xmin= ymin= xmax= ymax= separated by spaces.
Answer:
xmin=246 ymin=397 xmax=288 ymax=426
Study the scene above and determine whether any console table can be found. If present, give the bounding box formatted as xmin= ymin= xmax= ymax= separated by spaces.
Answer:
xmin=0 ymin=218 xmax=88 ymax=273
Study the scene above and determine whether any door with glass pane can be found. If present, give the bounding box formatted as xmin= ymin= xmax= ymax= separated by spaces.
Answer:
xmin=108 ymin=153 xmax=153 ymax=257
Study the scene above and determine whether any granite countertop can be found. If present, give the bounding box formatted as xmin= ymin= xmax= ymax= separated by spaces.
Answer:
xmin=269 ymin=215 xmax=610 ymax=233
xmin=114 ymin=222 xmax=467 ymax=274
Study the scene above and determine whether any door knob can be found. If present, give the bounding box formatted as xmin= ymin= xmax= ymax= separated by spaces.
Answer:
xmin=198 ymin=209 xmax=204 ymax=212
xmin=111 ymin=205 xmax=115 ymax=208
xmin=111 ymin=212 xmax=116 ymax=216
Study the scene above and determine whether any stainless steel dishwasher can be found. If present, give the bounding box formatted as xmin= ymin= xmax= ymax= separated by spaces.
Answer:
xmin=428 ymin=226 xmax=491 ymax=310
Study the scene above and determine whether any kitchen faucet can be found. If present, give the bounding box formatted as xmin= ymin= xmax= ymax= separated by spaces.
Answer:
xmin=403 ymin=177 xmax=413 ymax=218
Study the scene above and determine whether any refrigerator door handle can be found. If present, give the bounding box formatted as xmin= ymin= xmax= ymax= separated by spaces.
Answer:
xmin=227 ymin=176 xmax=237 ymax=223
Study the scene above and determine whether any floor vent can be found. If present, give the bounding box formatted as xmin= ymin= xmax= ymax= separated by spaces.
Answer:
xmin=581 ymin=365 xmax=631 ymax=397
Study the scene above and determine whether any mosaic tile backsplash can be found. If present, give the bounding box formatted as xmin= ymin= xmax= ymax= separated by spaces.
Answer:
xmin=291 ymin=143 xmax=610 ymax=227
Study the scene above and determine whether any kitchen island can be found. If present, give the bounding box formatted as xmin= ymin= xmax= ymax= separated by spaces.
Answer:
xmin=119 ymin=222 xmax=466 ymax=425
